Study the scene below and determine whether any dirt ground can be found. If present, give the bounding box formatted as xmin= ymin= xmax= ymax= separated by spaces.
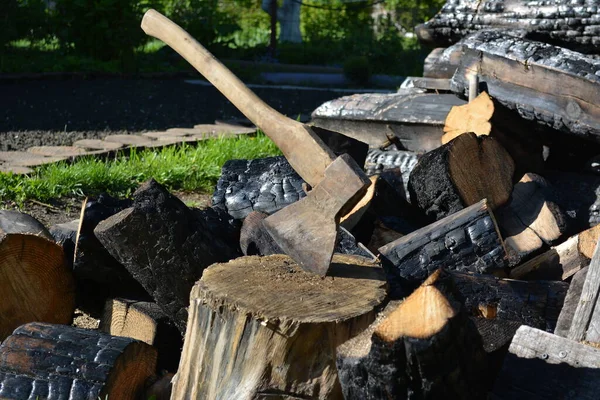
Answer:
xmin=0 ymin=77 xmax=344 ymax=150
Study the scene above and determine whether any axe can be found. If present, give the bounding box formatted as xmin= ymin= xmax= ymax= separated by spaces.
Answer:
xmin=141 ymin=10 xmax=371 ymax=275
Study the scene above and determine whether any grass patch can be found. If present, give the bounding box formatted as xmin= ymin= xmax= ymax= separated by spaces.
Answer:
xmin=0 ymin=133 xmax=281 ymax=205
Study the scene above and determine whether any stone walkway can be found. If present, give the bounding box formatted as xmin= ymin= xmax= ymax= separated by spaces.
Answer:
xmin=0 ymin=123 xmax=256 ymax=175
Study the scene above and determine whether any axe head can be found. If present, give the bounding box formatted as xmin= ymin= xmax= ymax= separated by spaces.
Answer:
xmin=263 ymin=154 xmax=371 ymax=276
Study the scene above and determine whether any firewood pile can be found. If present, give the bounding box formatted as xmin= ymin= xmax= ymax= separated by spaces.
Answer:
xmin=4 ymin=1 xmax=600 ymax=398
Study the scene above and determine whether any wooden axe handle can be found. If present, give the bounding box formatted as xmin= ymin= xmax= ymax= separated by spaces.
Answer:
xmin=141 ymin=9 xmax=336 ymax=187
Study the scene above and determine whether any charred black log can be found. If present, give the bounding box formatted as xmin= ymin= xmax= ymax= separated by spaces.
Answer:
xmin=212 ymin=156 xmax=306 ymax=220
xmin=416 ymin=0 xmax=600 ymax=54
xmin=95 ymin=179 xmax=242 ymax=333
xmin=379 ymin=199 xmax=507 ymax=297
xmin=311 ymin=91 xmax=466 ymax=152
xmin=337 ymin=269 xmax=489 ymax=400
xmin=0 ymin=322 xmax=156 ymax=400
xmin=451 ymin=30 xmax=600 ymax=144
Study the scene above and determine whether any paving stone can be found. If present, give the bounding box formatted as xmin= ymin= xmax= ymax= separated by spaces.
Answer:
xmin=103 ymin=135 xmax=156 ymax=147
xmin=73 ymin=139 xmax=124 ymax=151
xmin=0 ymin=152 xmax=67 ymax=167
xmin=27 ymin=146 xmax=89 ymax=157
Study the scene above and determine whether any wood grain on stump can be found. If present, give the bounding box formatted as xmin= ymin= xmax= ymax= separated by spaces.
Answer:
xmin=0 ymin=211 xmax=75 ymax=341
xmin=0 ymin=322 xmax=156 ymax=400
xmin=171 ymin=254 xmax=387 ymax=400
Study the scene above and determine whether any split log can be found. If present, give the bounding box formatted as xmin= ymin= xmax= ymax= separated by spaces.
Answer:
xmin=555 ymin=266 xmax=588 ymax=338
xmin=239 ymin=210 xmax=375 ymax=259
xmin=415 ymin=0 xmax=600 ymax=54
xmin=378 ymin=199 xmax=506 ymax=296
xmin=451 ymin=30 xmax=600 ymax=143
xmin=337 ymin=269 xmax=488 ymax=400
xmin=442 ymin=91 xmax=545 ymax=178
xmin=423 ymin=44 xmax=462 ymax=79
xmin=491 ymin=325 xmax=600 ymax=400
xmin=171 ymin=254 xmax=387 ymax=400
xmin=510 ymin=224 xmax=600 ymax=280
xmin=100 ymin=298 xmax=182 ymax=372
xmin=212 ymin=156 xmax=306 ymax=220
xmin=0 ymin=210 xmax=75 ymax=340
xmin=496 ymin=173 xmax=567 ymax=266
xmin=408 ymin=133 xmax=515 ymax=220
xmin=566 ymin=241 xmax=600 ymax=343
xmin=311 ymin=92 xmax=466 ymax=152
xmin=49 ymin=219 xmax=79 ymax=269
xmin=0 ymin=322 xmax=156 ymax=400
xmin=94 ymin=179 xmax=242 ymax=333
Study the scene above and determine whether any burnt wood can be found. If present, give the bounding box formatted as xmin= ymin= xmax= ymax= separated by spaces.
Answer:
xmin=378 ymin=199 xmax=507 ymax=297
xmin=423 ymin=45 xmax=462 ymax=79
xmin=337 ymin=269 xmax=488 ymax=400
xmin=408 ymin=133 xmax=515 ymax=221
xmin=364 ymin=149 xmax=418 ymax=203
xmin=311 ymin=91 xmax=466 ymax=152
xmin=212 ymin=156 xmax=306 ymax=220
xmin=451 ymin=30 xmax=600 ymax=144
xmin=491 ymin=325 xmax=600 ymax=400
xmin=0 ymin=322 xmax=157 ymax=400
xmin=415 ymin=0 xmax=600 ymax=54
xmin=94 ymin=179 xmax=242 ymax=333
xmin=101 ymin=298 xmax=183 ymax=372
xmin=0 ymin=211 xmax=75 ymax=341
xmin=555 ymin=266 xmax=588 ymax=337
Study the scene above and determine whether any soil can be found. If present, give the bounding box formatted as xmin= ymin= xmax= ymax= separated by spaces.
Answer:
xmin=0 ymin=77 xmax=344 ymax=151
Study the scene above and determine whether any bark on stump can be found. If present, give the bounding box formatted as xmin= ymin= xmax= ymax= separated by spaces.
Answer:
xmin=0 ymin=322 xmax=157 ymax=400
xmin=171 ymin=254 xmax=388 ymax=400
xmin=408 ymin=133 xmax=515 ymax=220
xmin=0 ymin=210 xmax=75 ymax=340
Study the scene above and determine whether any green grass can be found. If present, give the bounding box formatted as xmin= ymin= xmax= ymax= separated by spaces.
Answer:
xmin=0 ymin=133 xmax=281 ymax=205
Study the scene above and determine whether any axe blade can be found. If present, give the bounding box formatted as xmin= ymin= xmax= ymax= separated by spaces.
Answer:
xmin=263 ymin=154 xmax=371 ymax=276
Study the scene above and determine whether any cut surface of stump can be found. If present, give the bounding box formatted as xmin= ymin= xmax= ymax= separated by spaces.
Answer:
xmin=0 ymin=211 xmax=75 ymax=340
xmin=0 ymin=322 xmax=157 ymax=400
xmin=408 ymin=132 xmax=514 ymax=220
xmin=171 ymin=254 xmax=387 ymax=400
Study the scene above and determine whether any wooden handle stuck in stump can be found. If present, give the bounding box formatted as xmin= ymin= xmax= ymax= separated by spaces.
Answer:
xmin=171 ymin=254 xmax=388 ymax=400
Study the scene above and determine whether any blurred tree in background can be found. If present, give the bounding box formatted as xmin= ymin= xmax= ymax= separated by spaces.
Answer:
xmin=1 ymin=0 xmax=445 ymax=75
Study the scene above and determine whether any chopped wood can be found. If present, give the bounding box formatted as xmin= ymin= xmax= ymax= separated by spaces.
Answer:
xmin=451 ymin=30 xmax=600 ymax=143
xmin=491 ymin=325 xmax=600 ymax=400
xmin=378 ymin=199 xmax=506 ymax=296
xmin=416 ymin=0 xmax=600 ymax=54
xmin=442 ymin=91 xmax=493 ymax=144
xmin=311 ymin=92 xmax=466 ymax=152
xmin=100 ymin=298 xmax=182 ymax=372
xmin=49 ymin=219 xmax=79 ymax=269
xmin=496 ymin=173 xmax=567 ymax=266
xmin=0 ymin=322 xmax=157 ymax=400
xmin=408 ymin=133 xmax=515 ymax=220
xmin=423 ymin=44 xmax=462 ymax=79
xmin=337 ymin=269 xmax=488 ymax=399
xmin=555 ymin=266 xmax=588 ymax=338
xmin=94 ymin=179 xmax=242 ymax=333
xmin=568 ymin=241 xmax=600 ymax=342
xmin=212 ymin=156 xmax=306 ymax=220
xmin=310 ymin=124 xmax=369 ymax=169
xmin=0 ymin=210 xmax=75 ymax=341
xmin=510 ymin=225 xmax=600 ymax=280
xmin=171 ymin=254 xmax=387 ymax=400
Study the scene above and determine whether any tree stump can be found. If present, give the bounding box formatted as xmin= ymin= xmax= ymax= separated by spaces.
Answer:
xmin=0 ymin=210 xmax=75 ymax=341
xmin=171 ymin=254 xmax=388 ymax=400
xmin=0 ymin=322 xmax=156 ymax=400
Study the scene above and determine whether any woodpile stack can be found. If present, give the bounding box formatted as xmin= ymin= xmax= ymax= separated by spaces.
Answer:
xmin=6 ymin=2 xmax=600 ymax=398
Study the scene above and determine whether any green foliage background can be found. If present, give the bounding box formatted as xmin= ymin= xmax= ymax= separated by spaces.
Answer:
xmin=2 ymin=0 xmax=445 ymax=76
